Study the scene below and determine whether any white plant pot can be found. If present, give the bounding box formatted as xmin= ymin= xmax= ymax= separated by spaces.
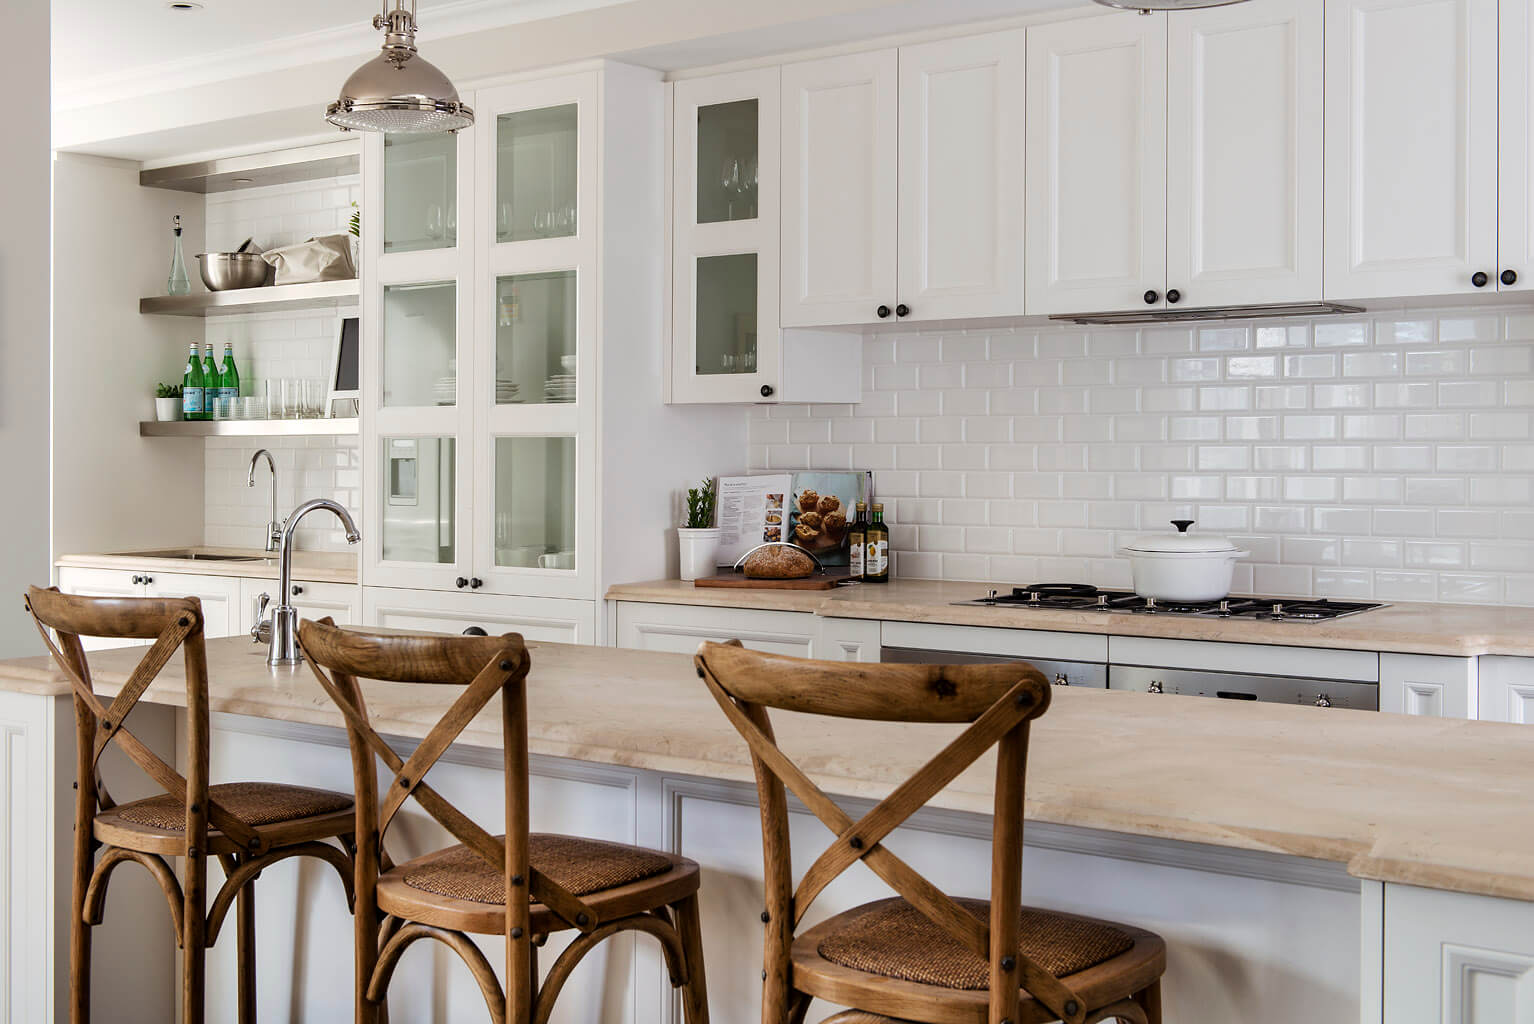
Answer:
xmin=154 ymin=396 xmax=182 ymax=422
xmin=677 ymin=528 xmax=721 ymax=582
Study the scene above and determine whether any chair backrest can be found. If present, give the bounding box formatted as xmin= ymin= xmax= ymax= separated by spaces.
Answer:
xmin=24 ymin=585 xmax=267 ymax=854
xmin=298 ymin=618 xmax=606 ymax=945
xmin=693 ymin=642 xmax=1080 ymax=1024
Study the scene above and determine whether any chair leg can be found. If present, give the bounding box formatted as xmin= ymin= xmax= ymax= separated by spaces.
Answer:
xmin=69 ymin=838 xmax=93 ymax=1024
xmin=672 ymin=892 xmax=710 ymax=1024
xmin=236 ymin=877 xmax=257 ymax=1024
xmin=182 ymin=849 xmax=208 ymax=1024
xmin=1136 ymin=980 xmax=1162 ymax=1024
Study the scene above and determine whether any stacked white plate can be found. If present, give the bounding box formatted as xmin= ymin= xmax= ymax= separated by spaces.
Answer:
xmin=432 ymin=377 xmax=521 ymax=405
xmin=495 ymin=379 xmax=521 ymax=403
xmin=544 ymin=373 xmax=576 ymax=403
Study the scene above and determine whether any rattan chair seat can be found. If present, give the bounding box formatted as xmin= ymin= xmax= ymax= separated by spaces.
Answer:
xmin=402 ymin=833 xmax=675 ymax=905
xmin=816 ymin=897 xmax=1135 ymax=990
xmin=112 ymin=782 xmax=354 ymax=831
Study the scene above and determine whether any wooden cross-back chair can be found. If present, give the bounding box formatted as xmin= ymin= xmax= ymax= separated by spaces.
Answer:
xmin=694 ymin=641 xmax=1166 ymax=1024
xmin=24 ymin=586 xmax=357 ymax=1024
xmin=298 ymin=617 xmax=709 ymax=1024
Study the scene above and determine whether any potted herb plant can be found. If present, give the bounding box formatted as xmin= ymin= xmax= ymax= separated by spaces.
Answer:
xmin=154 ymin=382 xmax=183 ymax=422
xmin=678 ymin=477 xmax=720 ymax=581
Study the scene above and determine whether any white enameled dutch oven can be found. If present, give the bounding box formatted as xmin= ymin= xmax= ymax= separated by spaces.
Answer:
xmin=1120 ymin=519 xmax=1249 ymax=602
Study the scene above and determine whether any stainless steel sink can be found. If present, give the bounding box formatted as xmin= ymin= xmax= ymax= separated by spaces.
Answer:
xmin=113 ymin=549 xmax=273 ymax=563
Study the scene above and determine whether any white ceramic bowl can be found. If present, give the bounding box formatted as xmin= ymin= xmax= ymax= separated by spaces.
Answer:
xmin=1120 ymin=520 xmax=1249 ymax=602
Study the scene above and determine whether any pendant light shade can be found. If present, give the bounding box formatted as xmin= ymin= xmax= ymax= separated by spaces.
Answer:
xmin=1092 ymin=0 xmax=1249 ymax=9
xmin=326 ymin=1 xmax=473 ymax=134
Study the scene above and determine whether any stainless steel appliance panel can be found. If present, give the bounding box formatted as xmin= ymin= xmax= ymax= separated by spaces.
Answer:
xmin=880 ymin=647 xmax=1107 ymax=689
xmin=1109 ymin=665 xmax=1378 ymax=711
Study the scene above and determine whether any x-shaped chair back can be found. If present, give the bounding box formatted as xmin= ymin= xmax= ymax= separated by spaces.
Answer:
xmin=298 ymin=619 xmax=605 ymax=938
xmin=693 ymin=641 xmax=1086 ymax=1024
xmin=25 ymin=585 xmax=265 ymax=854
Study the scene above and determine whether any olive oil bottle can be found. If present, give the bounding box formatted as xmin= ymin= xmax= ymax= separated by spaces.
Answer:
xmin=865 ymin=503 xmax=890 ymax=583
xmin=847 ymin=502 xmax=869 ymax=580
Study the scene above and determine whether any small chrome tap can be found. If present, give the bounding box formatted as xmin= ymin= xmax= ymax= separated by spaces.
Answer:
xmin=261 ymin=499 xmax=361 ymax=666
xmin=247 ymin=449 xmax=281 ymax=553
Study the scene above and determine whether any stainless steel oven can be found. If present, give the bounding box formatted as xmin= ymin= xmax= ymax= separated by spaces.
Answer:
xmin=880 ymin=647 xmax=1107 ymax=689
xmin=1108 ymin=664 xmax=1377 ymax=710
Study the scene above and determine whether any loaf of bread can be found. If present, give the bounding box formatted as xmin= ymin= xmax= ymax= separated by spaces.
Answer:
xmin=742 ymin=545 xmax=816 ymax=579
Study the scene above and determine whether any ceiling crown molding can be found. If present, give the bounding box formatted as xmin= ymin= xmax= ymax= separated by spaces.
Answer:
xmin=54 ymin=0 xmax=624 ymax=112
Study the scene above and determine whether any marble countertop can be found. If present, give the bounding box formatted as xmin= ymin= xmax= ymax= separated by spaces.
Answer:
xmin=57 ymin=548 xmax=359 ymax=585
xmin=606 ymin=578 xmax=1534 ymax=657
xmin=4 ymin=634 xmax=1532 ymax=902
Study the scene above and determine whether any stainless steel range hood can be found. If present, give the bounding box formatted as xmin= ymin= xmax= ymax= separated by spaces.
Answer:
xmin=1050 ymin=301 xmax=1364 ymax=326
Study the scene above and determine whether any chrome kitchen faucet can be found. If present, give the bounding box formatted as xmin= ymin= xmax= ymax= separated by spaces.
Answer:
xmin=246 ymin=449 xmax=282 ymax=553
xmin=252 ymin=499 xmax=361 ymax=666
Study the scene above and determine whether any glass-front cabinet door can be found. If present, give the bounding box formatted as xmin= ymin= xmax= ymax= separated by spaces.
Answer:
xmin=671 ymin=68 xmax=781 ymax=403
xmin=474 ymin=73 xmax=598 ymax=599
xmin=363 ymin=118 xmax=475 ymax=591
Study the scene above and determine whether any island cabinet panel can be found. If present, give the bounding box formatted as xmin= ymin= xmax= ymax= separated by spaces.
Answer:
xmin=614 ymin=601 xmax=818 ymax=657
xmin=1475 ymin=655 xmax=1534 ymax=723
xmin=363 ymin=585 xmax=595 ymax=645
xmin=1383 ymin=883 xmax=1534 ymax=1024
xmin=1323 ymin=0 xmax=1499 ymax=300
xmin=1379 ymin=653 xmax=1478 ymax=718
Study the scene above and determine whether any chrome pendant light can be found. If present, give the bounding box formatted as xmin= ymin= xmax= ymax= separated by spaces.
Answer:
xmin=1093 ymin=0 xmax=1249 ymax=10
xmin=326 ymin=0 xmax=473 ymax=133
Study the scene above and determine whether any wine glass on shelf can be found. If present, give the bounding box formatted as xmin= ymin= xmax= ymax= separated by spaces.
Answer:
xmin=743 ymin=154 xmax=759 ymax=219
xmin=721 ymin=157 xmax=741 ymax=220
xmin=426 ymin=204 xmax=444 ymax=240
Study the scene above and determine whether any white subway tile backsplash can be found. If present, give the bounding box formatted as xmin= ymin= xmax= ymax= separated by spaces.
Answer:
xmin=748 ymin=307 xmax=1534 ymax=601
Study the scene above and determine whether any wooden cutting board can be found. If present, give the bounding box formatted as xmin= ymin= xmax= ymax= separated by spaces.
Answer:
xmin=694 ymin=573 xmax=845 ymax=590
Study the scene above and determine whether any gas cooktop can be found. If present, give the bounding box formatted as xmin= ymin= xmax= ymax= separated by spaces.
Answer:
xmin=959 ymin=583 xmax=1386 ymax=621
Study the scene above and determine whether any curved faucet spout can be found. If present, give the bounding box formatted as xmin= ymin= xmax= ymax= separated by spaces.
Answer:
xmin=247 ymin=449 xmax=281 ymax=553
xmin=266 ymin=498 xmax=361 ymax=666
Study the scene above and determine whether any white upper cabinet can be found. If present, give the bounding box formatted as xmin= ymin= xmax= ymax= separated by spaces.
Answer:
xmin=1166 ymin=0 xmax=1324 ymax=307
xmin=1026 ymin=14 xmax=1168 ymax=315
xmin=897 ymin=30 xmax=1027 ymax=321
xmin=781 ymin=49 xmax=899 ymax=327
xmin=1324 ymin=0 xmax=1500 ymax=300
xmin=1501 ymin=0 xmax=1534 ymax=292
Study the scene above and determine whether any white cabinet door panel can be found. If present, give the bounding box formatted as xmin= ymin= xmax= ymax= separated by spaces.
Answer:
xmin=144 ymin=571 xmax=239 ymax=640
xmin=1167 ymin=0 xmax=1323 ymax=307
xmin=1384 ymin=884 xmax=1534 ymax=1024
xmin=781 ymin=49 xmax=898 ymax=327
xmin=614 ymin=601 xmax=817 ymax=657
xmin=56 ymin=567 xmax=149 ymax=649
xmin=1324 ymin=0 xmax=1499 ymax=299
xmin=1500 ymin=0 xmax=1534 ymax=292
xmin=1476 ymin=655 xmax=1534 ymax=723
xmin=237 ymin=578 xmax=361 ymax=637
xmin=897 ymin=31 xmax=1026 ymax=321
xmin=1026 ymin=14 xmax=1167 ymax=314
xmin=364 ymin=586 xmax=594 ymax=645
xmin=1379 ymin=653 xmax=1477 ymax=718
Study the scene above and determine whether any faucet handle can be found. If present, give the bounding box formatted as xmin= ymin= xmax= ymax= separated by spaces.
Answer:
xmin=250 ymin=592 xmax=272 ymax=644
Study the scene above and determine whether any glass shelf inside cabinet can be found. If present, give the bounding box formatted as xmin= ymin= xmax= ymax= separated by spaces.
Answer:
xmin=381 ymin=436 xmax=457 ymax=564
xmin=697 ymin=98 xmax=759 ymax=224
xmin=496 ymin=271 xmax=576 ymax=405
xmin=496 ymin=104 xmax=578 ymax=243
xmin=383 ymin=282 xmax=457 ymax=408
xmin=384 ymin=133 xmax=457 ymax=253
xmin=696 ymin=253 xmax=757 ymax=376
xmin=494 ymin=437 xmax=576 ymax=570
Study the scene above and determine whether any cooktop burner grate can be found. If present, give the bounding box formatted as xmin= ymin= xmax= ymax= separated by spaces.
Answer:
xmin=960 ymin=586 xmax=1386 ymax=621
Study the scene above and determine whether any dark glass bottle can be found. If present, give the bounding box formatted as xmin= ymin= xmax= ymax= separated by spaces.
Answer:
xmin=865 ymin=503 xmax=890 ymax=583
xmin=847 ymin=501 xmax=869 ymax=580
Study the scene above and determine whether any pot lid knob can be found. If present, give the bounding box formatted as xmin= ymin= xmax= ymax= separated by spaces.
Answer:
xmin=1170 ymin=519 xmax=1195 ymax=533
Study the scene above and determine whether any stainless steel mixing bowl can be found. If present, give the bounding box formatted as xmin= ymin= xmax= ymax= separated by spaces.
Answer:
xmin=196 ymin=252 xmax=269 ymax=291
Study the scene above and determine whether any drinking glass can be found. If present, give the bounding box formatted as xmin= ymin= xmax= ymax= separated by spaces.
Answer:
xmin=241 ymin=396 xmax=266 ymax=420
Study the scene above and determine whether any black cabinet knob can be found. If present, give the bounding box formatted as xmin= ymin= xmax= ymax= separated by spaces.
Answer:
xmin=141 ymin=576 xmax=152 ymax=585
xmin=291 ymin=585 xmax=303 ymax=596
xmin=876 ymin=305 xmax=891 ymax=318
xmin=455 ymin=577 xmax=469 ymax=589
xmin=1472 ymin=271 xmax=1489 ymax=288
xmin=469 ymin=578 xmax=483 ymax=589
xmin=131 ymin=575 xmax=142 ymax=585
xmin=1143 ymin=290 xmax=1159 ymax=304
xmin=760 ymin=384 xmax=774 ymax=398
xmin=1166 ymin=289 xmax=1182 ymax=304
xmin=1503 ymin=269 xmax=1519 ymax=286
xmin=895 ymin=303 xmax=910 ymax=318
xmin=462 ymin=626 xmax=488 ymax=636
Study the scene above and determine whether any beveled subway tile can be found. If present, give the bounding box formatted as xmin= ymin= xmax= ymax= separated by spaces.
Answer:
xmin=1404 ymin=413 xmax=1465 ymax=440
xmin=1314 ymin=569 xmax=1374 ymax=598
xmin=1438 ymin=316 xmax=1500 ymax=343
xmin=1342 ymin=351 xmax=1401 ymax=377
xmin=1405 ymin=541 xmax=1467 ymax=569
xmin=1253 ymin=564 xmax=1313 ymax=596
xmin=1375 ymin=319 xmax=1435 ymax=345
xmin=1469 ymin=345 xmax=1533 ymax=375
xmin=1199 ymin=385 xmax=1252 ymax=411
xmin=1374 ymin=507 xmax=1435 ymax=536
xmin=1403 ymin=349 xmax=1465 ymax=376
xmin=1226 ymin=475 xmax=1282 ymax=501
xmin=1226 ymin=355 xmax=1278 ymax=378
xmin=1314 ymin=383 xmax=1370 ymax=408
xmin=1374 ymin=571 xmax=1436 ymax=601
xmin=1373 ymin=382 xmax=1435 ymax=408
xmin=1255 ymin=325 xmax=1309 ymax=349
xmin=1092 ymin=387 xmax=1141 ymax=414
xmin=1314 ymin=321 xmax=1371 ymax=347
xmin=1171 ymin=357 xmax=1222 ymax=382
xmin=1470 ymin=542 xmax=1534 ymax=572
xmin=1225 ymin=415 xmax=1280 ymax=440
xmin=1193 ymin=505 xmax=1249 ymax=531
xmin=1404 ymin=477 xmax=1468 ymax=505
xmin=1197 ymin=445 xmax=1250 ymax=471
xmin=1284 ymin=476 xmax=1339 ymax=502
xmin=1344 ymin=538 xmax=1404 ymax=568
xmin=1198 ymin=327 xmax=1251 ymax=352
xmin=1316 ymin=506 xmax=1373 ymax=534
xmin=1142 ymin=386 xmax=1196 ymax=411
xmin=1468 ymin=412 xmax=1532 ymax=439
xmin=1436 ymin=445 xmax=1499 ymax=471
xmin=1372 ymin=445 xmax=1432 ymax=471
xmin=1283 ymin=353 xmax=1337 ymax=378
xmin=1343 ymin=476 xmax=1404 ymax=502
xmin=1255 ymin=384 xmax=1309 ymax=409
xmin=1254 ymin=445 xmax=1308 ymax=470
xmin=1283 ymin=414 xmax=1339 ymax=440
xmin=1312 ymin=445 xmax=1370 ymax=471
xmin=1437 ymin=573 xmax=1501 ymax=603
xmin=1438 ymin=509 xmax=1501 ymax=538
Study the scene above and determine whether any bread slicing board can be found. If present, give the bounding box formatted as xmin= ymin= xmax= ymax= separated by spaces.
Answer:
xmin=693 ymin=574 xmax=844 ymax=590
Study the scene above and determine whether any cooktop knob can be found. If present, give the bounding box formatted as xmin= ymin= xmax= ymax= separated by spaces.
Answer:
xmin=1053 ymin=673 xmax=1070 ymax=686
xmin=1314 ymin=693 xmax=1332 ymax=708
xmin=1147 ymin=680 xmax=1164 ymax=694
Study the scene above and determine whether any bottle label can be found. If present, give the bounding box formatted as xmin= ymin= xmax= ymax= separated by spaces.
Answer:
xmin=220 ymin=387 xmax=239 ymax=401
xmin=183 ymin=387 xmax=204 ymax=415
xmin=849 ymin=538 xmax=864 ymax=577
xmin=869 ymin=540 xmax=888 ymax=576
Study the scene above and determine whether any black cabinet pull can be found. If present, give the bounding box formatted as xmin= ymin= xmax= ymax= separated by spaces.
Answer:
xmin=469 ymin=578 xmax=483 ymax=589
xmin=760 ymin=384 xmax=774 ymax=398
xmin=462 ymin=626 xmax=488 ymax=636
xmin=1472 ymin=271 xmax=1489 ymax=288
xmin=1143 ymin=290 xmax=1159 ymax=304
xmin=1166 ymin=289 xmax=1181 ymax=304
xmin=291 ymin=585 xmax=304 ymax=597
xmin=1503 ymin=269 xmax=1519 ymax=286
xmin=895 ymin=303 xmax=910 ymax=318
xmin=131 ymin=575 xmax=142 ymax=585
xmin=876 ymin=305 xmax=891 ymax=318
xmin=141 ymin=576 xmax=153 ymax=585
xmin=455 ymin=577 xmax=469 ymax=589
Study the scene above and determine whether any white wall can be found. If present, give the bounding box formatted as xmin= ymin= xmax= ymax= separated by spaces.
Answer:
xmin=752 ymin=308 xmax=1534 ymax=605
xmin=51 ymin=154 xmax=206 ymax=561
xmin=0 ymin=0 xmax=51 ymax=657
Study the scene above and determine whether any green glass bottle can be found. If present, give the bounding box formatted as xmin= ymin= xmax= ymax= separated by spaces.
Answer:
xmin=202 ymin=345 xmax=220 ymax=416
xmin=182 ymin=342 xmax=206 ymax=420
xmin=219 ymin=343 xmax=240 ymax=406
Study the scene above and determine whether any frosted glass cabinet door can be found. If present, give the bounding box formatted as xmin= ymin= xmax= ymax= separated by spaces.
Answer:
xmin=495 ymin=104 xmax=579 ymax=243
xmin=695 ymin=253 xmax=759 ymax=378
xmin=384 ymin=133 xmax=458 ymax=253
xmin=492 ymin=437 xmax=577 ymax=571
xmin=698 ymin=98 xmax=761 ymax=224
xmin=379 ymin=436 xmax=458 ymax=566
xmin=495 ymin=271 xmax=577 ymax=405
xmin=382 ymin=282 xmax=458 ymax=408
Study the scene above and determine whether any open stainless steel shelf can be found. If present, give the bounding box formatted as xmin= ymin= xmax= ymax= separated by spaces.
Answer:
xmin=139 ymin=140 xmax=360 ymax=194
xmin=139 ymin=418 xmax=359 ymax=438
xmin=140 ymin=279 xmax=360 ymax=317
